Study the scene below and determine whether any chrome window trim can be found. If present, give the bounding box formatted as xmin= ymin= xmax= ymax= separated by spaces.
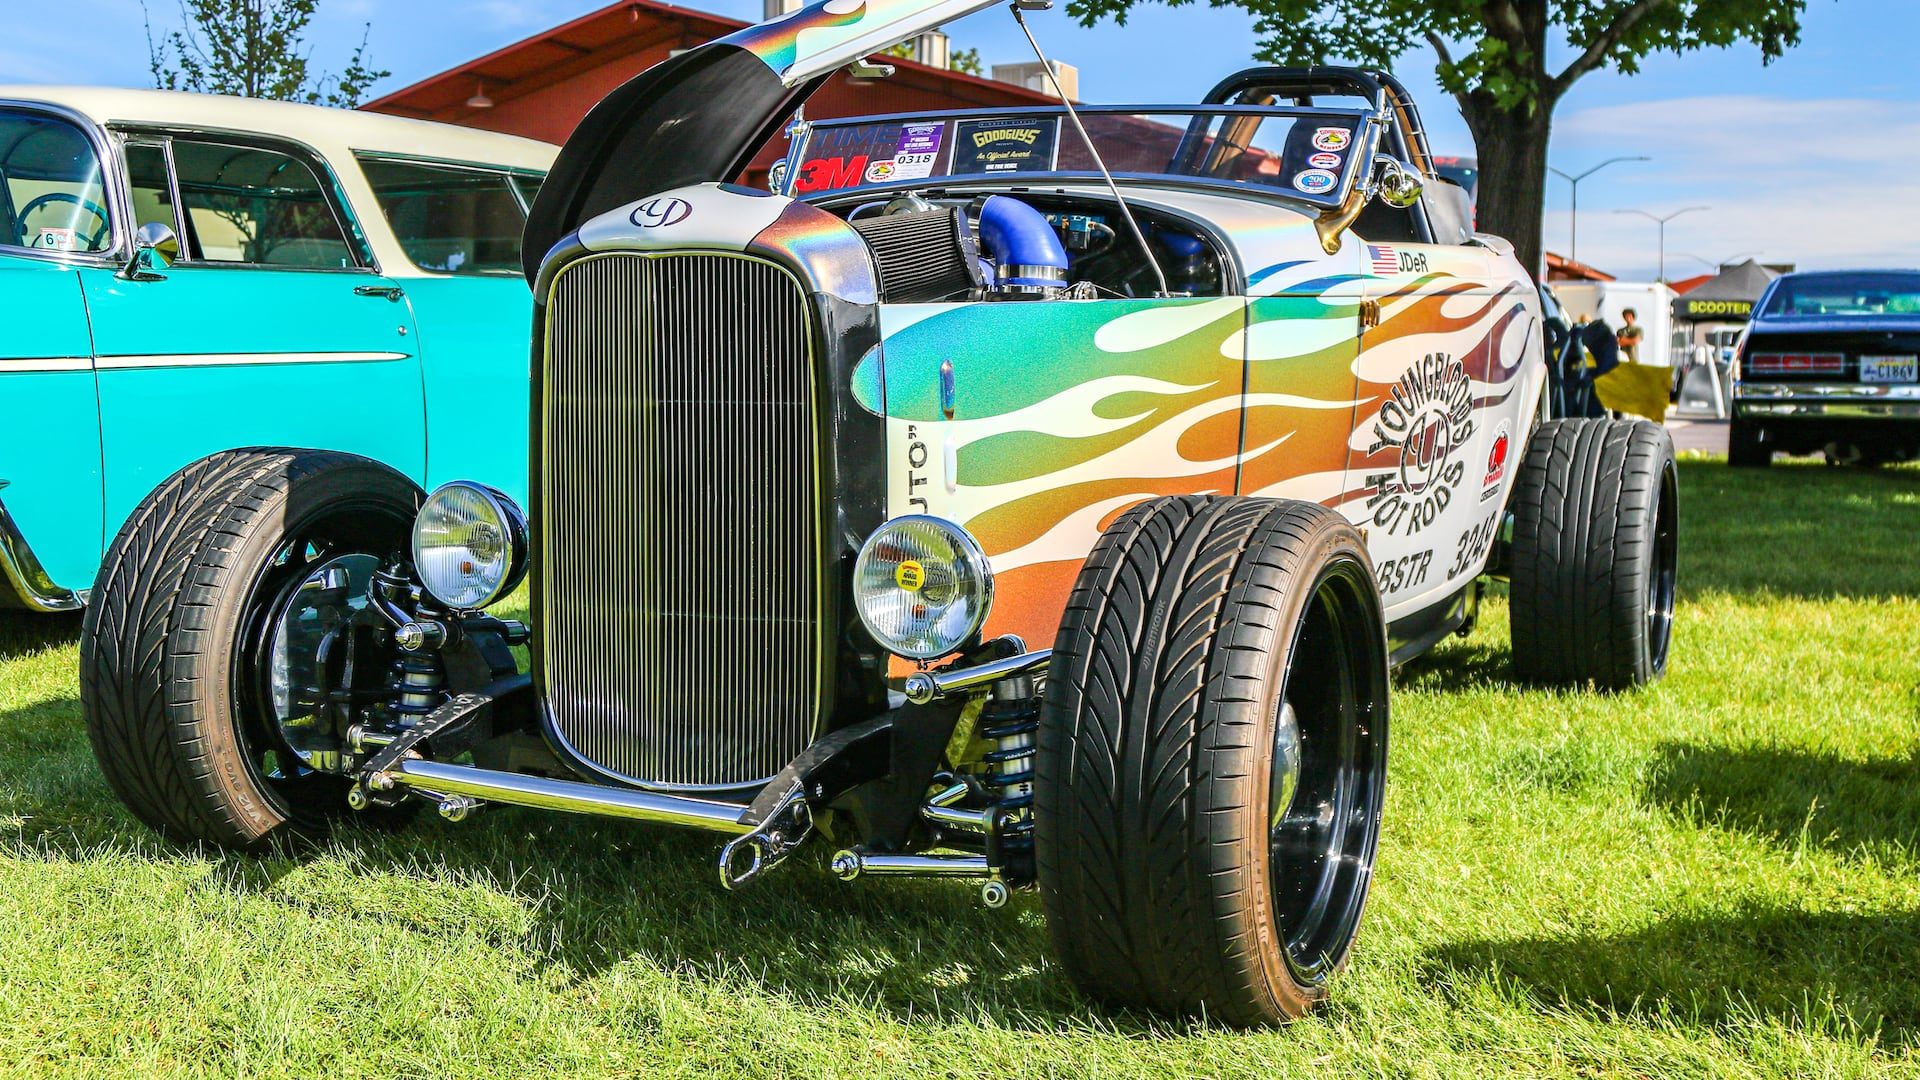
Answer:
xmin=109 ymin=123 xmax=380 ymax=273
xmin=0 ymin=99 xmax=128 ymax=265
xmin=538 ymin=248 xmax=830 ymax=795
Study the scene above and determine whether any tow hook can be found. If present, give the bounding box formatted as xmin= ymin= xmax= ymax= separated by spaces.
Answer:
xmin=717 ymin=782 xmax=813 ymax=891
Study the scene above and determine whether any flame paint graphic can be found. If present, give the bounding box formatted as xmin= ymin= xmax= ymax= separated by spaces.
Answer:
xmin=875 ymin=260 xmax=1537 ymax=655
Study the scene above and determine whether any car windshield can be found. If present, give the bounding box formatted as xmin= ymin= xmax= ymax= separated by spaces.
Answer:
xmin=784 ymin=107 xmax=1373 ymax=208
xmin=1761 ymin=272 xmax=1920 ymax=317
xmin=0 ymin=109 xmax=113 ymax=255
xmin=357 ymin=156 xmax=543 ymax=275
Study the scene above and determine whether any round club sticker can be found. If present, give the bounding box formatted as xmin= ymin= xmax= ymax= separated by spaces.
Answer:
xmin=1312 ymin=127 xmax=1351 ymax=152
xmin=1293 ymin=169 xmax=1338 ymax=194
xmin=865 ymin=159 xmax=899 ymax=183
xmin=1308 ymin=152 xmax=1342 ymax=170
xmin=895 ymin=560 xmax=926 ymax=592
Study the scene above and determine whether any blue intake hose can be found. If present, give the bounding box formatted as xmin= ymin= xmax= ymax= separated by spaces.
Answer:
xmin=978 ymin=196 xmax=1069 ymax=290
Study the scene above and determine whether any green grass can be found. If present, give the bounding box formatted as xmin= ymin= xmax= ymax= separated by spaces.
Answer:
xmin=4 ymin=456 xmax=1919 ymax=1077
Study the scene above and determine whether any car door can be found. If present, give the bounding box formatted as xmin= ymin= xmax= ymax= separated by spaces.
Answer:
xmin=0 ymin=105 xmax=110 ymax=598
xmin=79 ymin=132 xmax=425 ymax=534
xmin=1347 ymin=231 xmax=1525 ymax=622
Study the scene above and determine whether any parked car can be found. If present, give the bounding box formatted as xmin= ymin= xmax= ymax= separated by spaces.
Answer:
xmin=77 ymin=0 xmax=1677 ymax=1028
xmin=1730 ymin=268 xmax=1920 ymax=466
xmin=0 ymin=88 xmax=554 ymax=612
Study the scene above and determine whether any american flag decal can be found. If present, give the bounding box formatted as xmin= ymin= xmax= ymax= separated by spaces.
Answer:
xmin=1369 ymin=244 xmax=1399 ymax=275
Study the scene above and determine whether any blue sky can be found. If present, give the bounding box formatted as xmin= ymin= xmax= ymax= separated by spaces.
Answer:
xmin=3 ymin=0 xmax=1910 ymax=279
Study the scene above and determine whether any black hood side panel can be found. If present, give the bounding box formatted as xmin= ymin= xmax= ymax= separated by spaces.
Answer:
xmin=522 ymin=44 xmax=826 ymax=283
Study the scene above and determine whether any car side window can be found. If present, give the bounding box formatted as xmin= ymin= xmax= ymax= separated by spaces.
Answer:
xmin=124 ymin=141 xmax=181 ymax=237
xmin=169 ymin=138 xmax=356 ymax=269
xmin=0 ymin=108 xmax=114 ymax=255
xmin=356 ymin=155 xmax=535 ymax=275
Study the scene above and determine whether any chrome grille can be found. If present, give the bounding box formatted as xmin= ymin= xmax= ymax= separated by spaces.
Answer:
xmin=541 ymin=252 xmax=821 ymax=789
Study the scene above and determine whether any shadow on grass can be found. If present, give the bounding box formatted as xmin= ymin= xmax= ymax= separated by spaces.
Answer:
xmin=1643 ymin=741 xmax=1920 ymax=863
xmin=1426 ymin=902 xmax=1920 ymax=1041
xmin=0 ymin=610 xmax=82 ymax=663
xmin=1677 ymin=459 xmax=1920 ymax=601
xmin=0 ymin=691 xmax=1112 ymax=1032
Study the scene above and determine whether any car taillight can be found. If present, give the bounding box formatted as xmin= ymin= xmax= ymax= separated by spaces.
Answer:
xmin=1744 ymin=352 xmax=1846 ymax=375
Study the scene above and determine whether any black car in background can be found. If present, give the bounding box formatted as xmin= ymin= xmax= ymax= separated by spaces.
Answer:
xmin=1730 ymin=269 xmax=1920 ymax=466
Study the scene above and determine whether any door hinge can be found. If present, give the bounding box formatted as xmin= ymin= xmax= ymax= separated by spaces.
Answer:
xmin=1360 ymin=298 xmax=1382 ymax=331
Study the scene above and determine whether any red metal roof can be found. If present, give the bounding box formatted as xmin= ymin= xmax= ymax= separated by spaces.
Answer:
xmin=362 ymin=0 xmax=1059 ymax=164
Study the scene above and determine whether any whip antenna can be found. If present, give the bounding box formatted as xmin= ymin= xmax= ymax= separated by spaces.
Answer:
xmin=1010 ymin=1 xmax=1173 ymax=298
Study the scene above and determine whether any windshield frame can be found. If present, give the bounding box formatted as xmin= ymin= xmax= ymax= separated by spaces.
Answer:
xmin=778 ymin=104 xmax=1382 ymax=209
xmin=1759 ymin=271 xmax=1920 ymax=319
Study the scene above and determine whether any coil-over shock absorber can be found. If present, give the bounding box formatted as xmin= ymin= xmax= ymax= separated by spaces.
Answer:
xmin=980 ymin=671 xmax=1039 ymax=884
xmin=387 ymin=653 xmax=446 ymax=726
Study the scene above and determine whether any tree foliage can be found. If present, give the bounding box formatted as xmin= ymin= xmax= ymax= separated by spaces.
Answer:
xmin=1064 ymin=0 xmax=1809 ymax=273
xmin=144 ymin=0 xmax=390 ymax=109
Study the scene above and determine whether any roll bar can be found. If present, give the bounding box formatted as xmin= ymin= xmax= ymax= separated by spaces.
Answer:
xmin=1199 ymin=66 xmax=1435 ymax=177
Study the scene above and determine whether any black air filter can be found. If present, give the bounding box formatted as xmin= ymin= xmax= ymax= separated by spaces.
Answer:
xmin=852 ymin=208 xmax=985 ymax=303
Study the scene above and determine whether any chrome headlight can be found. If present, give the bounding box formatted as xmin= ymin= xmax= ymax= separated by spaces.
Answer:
xmin=411 ymin=482 xmax=529 ymax=610
xmin=853 ymin=516 xmax=994 ymax=661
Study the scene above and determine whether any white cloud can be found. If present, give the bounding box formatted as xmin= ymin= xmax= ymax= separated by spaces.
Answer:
xmin=1544 ymin=95 xmax=1920 ymax=278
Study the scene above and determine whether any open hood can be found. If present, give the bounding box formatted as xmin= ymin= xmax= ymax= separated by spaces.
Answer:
xmin=523 ymin=0 xmax=1008 ymax=282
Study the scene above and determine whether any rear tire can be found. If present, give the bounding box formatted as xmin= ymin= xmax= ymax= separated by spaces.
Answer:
xmin=81 ymin=449 xmax=422 ymax=851
xmin=1509 ymin=419 xmax=1678 ymax=689
xmin=1727 ymin=417 xmax=1770 ymax=468
xmin=1036 ymin=496 xmax=1389 ymax=1026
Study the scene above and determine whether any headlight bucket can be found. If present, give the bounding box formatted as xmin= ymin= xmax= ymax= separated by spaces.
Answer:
xmin=853 ymin=516 xmax=995 ymax=661
xmin=411 ymin=482 xmax=529 ymax=611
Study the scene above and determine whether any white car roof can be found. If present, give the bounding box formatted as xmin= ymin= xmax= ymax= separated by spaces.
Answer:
xmin=0 ymin=86 xmax=557 ymax=279
xmin=0 ymin=86 xmax=556 ymax=171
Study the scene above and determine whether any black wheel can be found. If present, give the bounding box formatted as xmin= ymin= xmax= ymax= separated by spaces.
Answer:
xmin=1036 ymin=496 xmax=1389 ymax=1026
xmin=1728 ymin=417 xmax=1770 ymax=468
xmin=1509 ymin=419 xmax=1678 ymax=689
xmin=81 ymin=449 xmax=423 ymax=850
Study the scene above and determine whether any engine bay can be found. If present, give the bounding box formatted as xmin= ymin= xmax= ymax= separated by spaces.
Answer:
xmin=821 ymin=190 xmax=1232 ymax=302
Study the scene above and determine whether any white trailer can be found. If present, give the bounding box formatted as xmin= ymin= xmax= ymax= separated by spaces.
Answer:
xmin=1551 ymin=281 xmax=1679 ymax=369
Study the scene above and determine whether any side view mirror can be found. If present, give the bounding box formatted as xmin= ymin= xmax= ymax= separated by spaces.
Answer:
xmin=120 ymin=221 xmax=180 ymax=281
xmin=1370 ymin=155 xmax=1424 ymax=209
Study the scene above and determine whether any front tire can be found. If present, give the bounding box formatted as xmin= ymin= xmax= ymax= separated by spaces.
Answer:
xmin=81 ymin=449 xmax=422 ymax=851
xmin=1509 ymin=419 xmax=1678 ymax=689
xmin=1036 ymin=496 xmax=1389 ymax=1026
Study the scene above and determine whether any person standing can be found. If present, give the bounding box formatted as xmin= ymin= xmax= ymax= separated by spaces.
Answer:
xmin=1617 ymin=308 xmax=1644 ymax=364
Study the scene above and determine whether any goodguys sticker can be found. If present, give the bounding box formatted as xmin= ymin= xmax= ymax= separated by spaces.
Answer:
xmin=1365 ymin=352 xmax=1476 ymax=536
xmin=1312 ymin=127 xmax=1352 ymax=152
xmin=1482 ymin=420 xmax=1512 ymax=501
xmin=953 ymin=118 xmax=1060 ymax=174
xmin=1307 ymin=151 xmax=1343 ymax=169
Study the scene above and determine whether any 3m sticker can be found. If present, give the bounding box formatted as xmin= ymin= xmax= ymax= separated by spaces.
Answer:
xmin=895 ymin=560 xmax=927 ymax=592
xmin=1312 ymin=127 xmax=1352 ymax=152
xmin=1308 ymin=151 xmax=1343 ymax=170
xmin=1293 ymin=169 xmax=1338 ymax=194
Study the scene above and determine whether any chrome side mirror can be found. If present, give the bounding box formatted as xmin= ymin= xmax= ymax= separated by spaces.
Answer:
xmin=1371 ymin=155 xmax=1424 ymax=209
xmin=120 ymin=221 xmax=180 ymax=281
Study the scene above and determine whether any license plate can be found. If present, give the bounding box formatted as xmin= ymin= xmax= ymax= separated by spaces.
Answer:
xmin=1861 ymin=355 xmax=1918 ymax=383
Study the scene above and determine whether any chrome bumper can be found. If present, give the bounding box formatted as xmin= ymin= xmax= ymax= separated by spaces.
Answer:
xmin=0 ymin=493 xmax=84 ymax=613
xmin=1733 ymin=382 xmax=1920 ymax=420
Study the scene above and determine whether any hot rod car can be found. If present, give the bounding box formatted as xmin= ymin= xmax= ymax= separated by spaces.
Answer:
xmin=79 ymin=0 xmax=1678 ymax=1026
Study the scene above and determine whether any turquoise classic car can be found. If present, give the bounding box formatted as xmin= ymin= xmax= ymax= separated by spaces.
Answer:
xmin=0 ymin=87 xmax=555 ymax=612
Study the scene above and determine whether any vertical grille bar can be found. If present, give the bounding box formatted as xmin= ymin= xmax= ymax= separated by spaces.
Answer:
xmin=541 ymin=252 xmax=821 ymax=789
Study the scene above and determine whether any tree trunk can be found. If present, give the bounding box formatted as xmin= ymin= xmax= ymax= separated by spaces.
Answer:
xmin=1460 ymin=95 xmax=1554 ymax=283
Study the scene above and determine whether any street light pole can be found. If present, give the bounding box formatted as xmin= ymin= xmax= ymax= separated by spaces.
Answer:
xmin=1548 ymin=156 xmax=1651 ymax=267
xmin=1614 ymin=206 xmax=1711 ymax=282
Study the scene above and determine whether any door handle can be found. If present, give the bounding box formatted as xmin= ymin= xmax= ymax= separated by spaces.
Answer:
xmin=354 ymin=285 xmax=405 ymax=302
